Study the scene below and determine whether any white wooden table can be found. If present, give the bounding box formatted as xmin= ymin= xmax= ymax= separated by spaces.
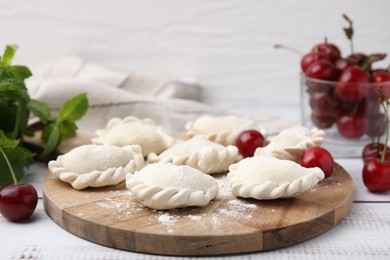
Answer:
xmin=1 ymin=106 xmax=389 ymax=260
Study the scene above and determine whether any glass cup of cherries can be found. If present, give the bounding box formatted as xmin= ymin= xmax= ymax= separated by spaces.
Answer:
xmin=299 ymin=15 xmax=390 ymax=156
xmin=283 ymin=14 xmax=390 ymax=193
xmin=300 ymin=57 xmax=390 ymax=143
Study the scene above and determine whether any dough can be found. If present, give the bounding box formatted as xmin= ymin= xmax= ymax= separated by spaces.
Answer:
xmin=48 ymin=144 xmax=144 ymax=189
xmin=227 ymin=156 xmax=324 ymax=200
xmin=147 ymin=136 xmax=238 ymax=174
xmin=92 ymin=116 xmax=175 ymax=157
xmin=126 ymin=163 xmax=219 ymax=210
xmin=185 ymin=115 xmax=267 ymax=146
xmin=254 ymin=126 xmax=325 ymax=162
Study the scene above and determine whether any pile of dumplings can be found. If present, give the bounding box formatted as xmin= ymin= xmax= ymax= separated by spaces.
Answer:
xmin=48 ymin=115 xmax=326 ymax=210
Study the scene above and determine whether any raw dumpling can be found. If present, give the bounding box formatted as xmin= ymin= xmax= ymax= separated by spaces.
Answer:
xmin=92 ymin=116 xmax=175 ymax=157
xmin=185 ymin=115 xmax=267 ymax=146
xmin=48 ymin=144 xmax=144 ymax=189
xmin=227 ymin=156 xmax=324 ymax=200
xmin=254 ymin=126 xmax=325 ymax=162
xmin=126 ymin=163 xmax=219 ymax=210
xmin=147 ymin=136 xmax=238 ymax=174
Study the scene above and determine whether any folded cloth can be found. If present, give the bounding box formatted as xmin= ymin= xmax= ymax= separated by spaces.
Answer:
xmin=26 ymin=57 xmax=294 ymax=135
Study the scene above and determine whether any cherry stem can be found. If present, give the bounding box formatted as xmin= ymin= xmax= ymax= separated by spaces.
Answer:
xmin=274 ymin=44 xmax=303 ymax=55
xmin=342 ymin=13 xmax=355 ymax=54
xmin=380 ymin=96 xmax=389 ymax=164
xmin=376 ymin=96 xmax=387 ymax=147
xmin=0 ymin=146 xmax=18 ymax=185
xmin=324 ymin=37 xmax=328 ymax=44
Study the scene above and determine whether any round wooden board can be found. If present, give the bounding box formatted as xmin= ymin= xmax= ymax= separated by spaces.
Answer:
xmin=43 ymin=163 xmax=354 ymax=256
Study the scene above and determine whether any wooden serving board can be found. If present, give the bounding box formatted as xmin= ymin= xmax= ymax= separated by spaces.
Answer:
xmin=43 ymin=163 xmax=354 ymax=256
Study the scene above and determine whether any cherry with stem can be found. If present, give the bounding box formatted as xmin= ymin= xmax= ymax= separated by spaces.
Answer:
xmin=0 ymin=145 xmax=38 ymax=222
xmin=362 ymin=88 xmax=390 ymax=192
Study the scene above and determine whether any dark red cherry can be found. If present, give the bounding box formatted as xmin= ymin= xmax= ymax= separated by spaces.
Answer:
xmin=312 ymin=42 xmax=341 ymax=62
xmin=346 ymin=53 xmax=367 ymax=66
xmin=0 ymin=183 xmax=38 ymax=222
xmin=371 ymin=70 xmax=390 ymax=97
xmin=336 ymin=113 xmax=368 ymax=139
xmin=305 ymin=60 xmax=339 ymax=81
xmin=335 ymin=66 xmax=370 ymax=102
xmin=301 ymin=51 xmax=328 ymax=73
xmin=301 ymin=146 xmax=334 ymax=178
xmin=235 ymin=130 xmax=266 ymax=158
xmin=335 ymin=58 xmax=351 ymax=75
xmin=362 ymin=143 xmax=390 ymax=162
xmin=363 ymin=158 xmax=390 ymax=192
xmin=311 ymin=112 xmax=335 ymax=129
xmin=372 ymin=70 xmax=390 ymax=83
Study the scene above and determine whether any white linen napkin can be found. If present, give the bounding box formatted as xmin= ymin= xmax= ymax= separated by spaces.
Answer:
xmin=26 ymin=57 xmax=293 ymax=135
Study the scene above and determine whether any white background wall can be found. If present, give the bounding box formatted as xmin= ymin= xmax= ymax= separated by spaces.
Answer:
xmin=1 ymin=0 xmax=390 ymax=111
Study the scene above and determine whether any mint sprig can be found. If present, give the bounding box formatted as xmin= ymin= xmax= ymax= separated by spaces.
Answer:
xmin=29 ymin=93 xmax=89 ymax=158
xmin=0 ymin=44 xmax=89 ymax=186
xmin=0 ymin=130 xmax=34 ymax=185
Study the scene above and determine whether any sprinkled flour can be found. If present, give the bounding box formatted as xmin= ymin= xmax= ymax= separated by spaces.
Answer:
xmin=88 ymin=175 xmax=262 ymax=231
xmin=158 ymin=214 xmax=178 ymax=225
xmin=94 ymin=190 xmax=141 ymax=217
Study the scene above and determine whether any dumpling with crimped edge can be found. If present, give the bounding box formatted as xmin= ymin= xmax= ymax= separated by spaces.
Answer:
xmin=147 ymin=136 xmax=238 ymax=174
xmin=254 ymin=126 xmax=325 ymax=162
xmin=227 ymin=156 xmax=324 ymax=200
xmin=92 ymin=116 xmax=175 ymax=157
xmin=185 ymin=115 xmax=267 ymax=146
xmin=48 ymin=144 xmax=144 ymax=190
xmin=126 ymin=162 xmax=219 ymax=210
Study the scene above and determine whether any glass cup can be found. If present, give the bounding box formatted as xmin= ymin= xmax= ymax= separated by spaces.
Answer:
xmin=300 ymin=73 xmax=390 ymax=157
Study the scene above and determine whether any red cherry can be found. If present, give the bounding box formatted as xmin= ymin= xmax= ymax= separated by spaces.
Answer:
xmin=335 ymin=66 xmax=370 ymax=102
xmin=372 ymin=70 xmax=390 ymax=83
xmin=311 ymin=112 xmax=335 ymax=129
xmin=235 ymin=130 xmax=266 ymax=158
xmin=305 ymin=60 xmax=339 ymax=81
xmin=362 ymin=143 xmax=390 ymax=162
xmin=304 ymin=60 xmax=339 ymax=93
xmin=312 ymin=42 xmax=341 ymax=62
xmin=301 ymin=51 xmax=328 ymax=73
xmin=336 ymin=113 xmax=368 ymax=139
xmin=371 ymin=70 xmax=390 ymax=97
xmin=362 ymin=158 xmax=390 ymax=192
xmin=0 ymin=183 xmax=38 ymax=222
xmin=334 ymin=58 xmax=351 ymax=75
xmin=346 ymin=53 xmax=367 ymax=66
xmin=301 ymin=146 xmax=334 ymax=178
xmin=309 ymin=92 xmax=339 ymax=113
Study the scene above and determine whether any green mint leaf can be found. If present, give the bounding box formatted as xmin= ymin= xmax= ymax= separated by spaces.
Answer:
xmin=0 ymin=99 xmax=17 ymax=135
xmin=23 ymin=127 xmax=35 ymax=137
xmin=27 ymin=99 xmax=52 ymax=124
xmin=41 ymin=123 xmax=60 ymax=158
xmin=10 ymin=65 xmax=32 ymax=80
xmin=15 ymin=101 xmax=30 ymax=139
xmin=0 ymin=130 xmax=20 ymax=148
xmin=0 ymin=146 xmax=34 ymax=186
xmin=41 ymin=123 xmax=53 ymax=142
xmin=0 ymin=78 xmax=29 ymax=102
xmin=0 ymin=78 xmax=30 ymax=139
xmin=58 ymin=93 xmax=88 ymax=122
xmin=1 ymin=45 xmax=18 ymax=66
xmin=59 ymin=120 xmax=77 ymax=138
